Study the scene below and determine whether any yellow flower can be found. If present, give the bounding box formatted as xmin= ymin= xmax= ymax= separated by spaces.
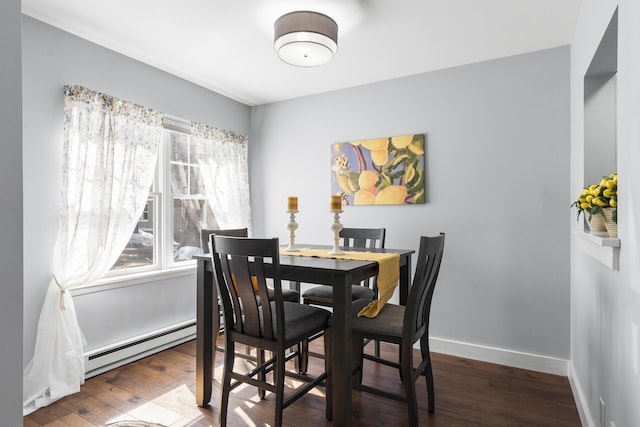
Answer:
xmin=572 ymin=173 xmax=617 ymax=223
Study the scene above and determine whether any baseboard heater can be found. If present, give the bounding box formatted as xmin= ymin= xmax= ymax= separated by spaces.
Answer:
xmin=84 ymin=319 xmax=196 ymax=378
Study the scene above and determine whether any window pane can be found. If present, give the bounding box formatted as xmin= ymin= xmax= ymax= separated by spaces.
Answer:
xmin=170 ymin=132 xmax=189 ymax=163
xmin=170 ymin=164 xmax=189 ymax=195
xmin=190 ymin=165 xmax=206 ymax=196
xmin=112 ymin=198 xmax=156 ymax=270
xmin=173 ymin=198 xmax=218 ymax=261
xmin=189 ymin=137 xmax=198 ymax=162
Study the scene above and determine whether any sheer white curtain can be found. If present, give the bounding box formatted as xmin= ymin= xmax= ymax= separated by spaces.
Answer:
xmin=23 ymin=85 xmax=163 ymax=415
xmin=191 ymin=122 xmax=252 ymax=234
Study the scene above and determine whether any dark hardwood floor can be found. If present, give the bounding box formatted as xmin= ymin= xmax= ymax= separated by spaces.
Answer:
xmin=24 ymin=336 xmax=581 ymax=426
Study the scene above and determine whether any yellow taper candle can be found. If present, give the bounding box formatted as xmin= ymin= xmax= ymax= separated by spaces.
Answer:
xmin=330 ymin=194 xmax=342 ymax=211
xmin=287 ymin=196 xmax=298 ymax=211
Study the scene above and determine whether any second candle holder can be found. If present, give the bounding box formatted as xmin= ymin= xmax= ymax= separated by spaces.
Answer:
xmin=328 ymin=210 xmax=344 ymax=255
xmin=285 ymin=210 xmax=300 ymax=251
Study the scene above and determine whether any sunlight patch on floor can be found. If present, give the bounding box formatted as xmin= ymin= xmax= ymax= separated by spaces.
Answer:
xmin=105 ymin=384 xmax=205 ymax=427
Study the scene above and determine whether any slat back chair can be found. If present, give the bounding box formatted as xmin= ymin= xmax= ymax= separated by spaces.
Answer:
xmin=302 ymin=227 xmax=386 ymax=306
xmin=299 ymin=227 xmax=385 ymax=372
xmin=202 ymin=229 xmax=301 ymax=369
xmin=200 ymin=228 xmax=251 ymax=358
xmin=211 ymin=236 xmax=331 ymax=427
xmin=325 ymin=233 xmax=445 ymax=426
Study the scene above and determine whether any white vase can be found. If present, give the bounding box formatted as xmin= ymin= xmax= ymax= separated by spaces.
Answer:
xmin=601 ymin=208 xmax=618 ymax=238
xmin=585 ymin=211 xmax=607 ymax=235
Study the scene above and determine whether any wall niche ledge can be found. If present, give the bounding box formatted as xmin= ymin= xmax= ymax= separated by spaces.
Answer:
xmin=575 ymin=230 xmax=620 ymax=270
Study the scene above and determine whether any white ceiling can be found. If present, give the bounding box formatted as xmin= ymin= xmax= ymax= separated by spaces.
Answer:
xmin=21 ymin=0 xmax=582 ymax=106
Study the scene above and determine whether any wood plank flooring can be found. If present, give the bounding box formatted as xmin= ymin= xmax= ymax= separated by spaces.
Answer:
xmin=24 ymin=337 xmax=581 ymax=426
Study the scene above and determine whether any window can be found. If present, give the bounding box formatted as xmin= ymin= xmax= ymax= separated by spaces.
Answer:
xmin=110 ymin=119 xmax=220 ymax=274
xmin=168 ymin=130 xmax=218 ymax=262
xmin=58 ymin=86 xmax=250 ymax=287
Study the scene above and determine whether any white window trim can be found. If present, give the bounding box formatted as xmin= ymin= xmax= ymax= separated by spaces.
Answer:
xmin=84 ymin=114 xmax=210 ymax=288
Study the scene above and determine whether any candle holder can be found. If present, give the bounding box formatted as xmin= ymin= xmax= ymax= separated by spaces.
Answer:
xmin=328 ymin=210 xmax=344 ymax=255
xmin=285 ymin=210 xmax=300 ymax=251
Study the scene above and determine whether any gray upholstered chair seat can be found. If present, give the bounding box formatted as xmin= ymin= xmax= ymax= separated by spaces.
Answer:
xmin=302 ymin=284 xmax=374 ymax=305
xmin=345 ymin=299 xmax=405 ymax=338
xmin=271 ymin=301 xmax=331 ymax=342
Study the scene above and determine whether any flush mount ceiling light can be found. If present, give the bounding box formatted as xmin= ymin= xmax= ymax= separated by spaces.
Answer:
xmin=274 ymin=10 xmax=338 ymax=67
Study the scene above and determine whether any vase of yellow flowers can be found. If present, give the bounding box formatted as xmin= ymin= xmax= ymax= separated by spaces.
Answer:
xmin=572 ymin=173 xmax=617 ymax=237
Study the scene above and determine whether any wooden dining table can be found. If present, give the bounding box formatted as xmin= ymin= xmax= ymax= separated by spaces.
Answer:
xmin=194 ymin=244 xmax=414 ymax=427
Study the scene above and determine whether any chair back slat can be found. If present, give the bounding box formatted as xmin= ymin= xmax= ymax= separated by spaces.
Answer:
xmin=212 ymin=236 xmax=282 ymax=341
xmin=253 ymin=258 xmax=275 ymax=338
xmin=217 ymin=253 xmax=245 ymax=333
xmin=404 ymin=233 xmax=445 ymax=341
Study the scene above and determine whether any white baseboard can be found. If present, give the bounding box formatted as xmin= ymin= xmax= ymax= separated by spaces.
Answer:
xmin=84 ymin=320 xmax=196 ymax=378
xmin=429 ymin=336 xmax=568 ymax=376
xmin=568 ymin=361 xmax=595 ymax=427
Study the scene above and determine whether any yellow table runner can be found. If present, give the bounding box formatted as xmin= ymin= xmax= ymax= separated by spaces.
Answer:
xmin=279 ymin=247 xmax=400 ymax=318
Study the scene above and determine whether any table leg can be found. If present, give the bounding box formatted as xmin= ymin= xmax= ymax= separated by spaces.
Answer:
xmin=399 ymin=253 xmax=412 ymax=305
xmin=196 ymin=259 xmax=215 ymax=407
xmin=331 ymin=272 xmax=353 ymax=426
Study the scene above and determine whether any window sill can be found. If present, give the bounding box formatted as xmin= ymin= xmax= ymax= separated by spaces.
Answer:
xmin=71 ymin=264 xmax=197 ymax=296
xmin=574 ymin=230 xmax=620 ymax=270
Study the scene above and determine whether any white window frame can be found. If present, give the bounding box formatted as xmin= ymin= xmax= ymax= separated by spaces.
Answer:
xmin=90 ymin=115 xmax=212 ymax=287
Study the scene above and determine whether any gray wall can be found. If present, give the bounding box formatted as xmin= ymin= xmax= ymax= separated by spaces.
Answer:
xmin=571 ymin=1 xmax=640 ymax=426
xmin=21 ymin=16 xmax=251 ymax=365
xmin=251 ymin=46 xmax=571 ymax=359
xmin=1 ymin=1 xmax=23 ymax=423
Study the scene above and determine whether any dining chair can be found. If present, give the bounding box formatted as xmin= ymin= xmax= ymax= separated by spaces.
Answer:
xmin=301 ymin=227 xmax=386 ymax=307
xmin=299 ymin=227 xmax=385 ymax=372
xmin=211 ymin=235 xmax=331 ymax=427
xmin=203 ymin=228 xmax=304 ymax=372
xmin=325 ymin=233 xmax=445 ymax=426
xmin=201 ymin=228 xmax=300 ymax=303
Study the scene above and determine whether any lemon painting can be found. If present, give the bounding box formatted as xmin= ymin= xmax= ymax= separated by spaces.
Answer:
xmin=331 ymin=134 xmax=425 ymax=206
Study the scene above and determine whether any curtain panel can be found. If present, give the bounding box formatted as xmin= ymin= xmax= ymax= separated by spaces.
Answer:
xmin=191 ymin=122 xmax=253 ymax=235
xmin=23 ymin=85 xmax=163 ymax=414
